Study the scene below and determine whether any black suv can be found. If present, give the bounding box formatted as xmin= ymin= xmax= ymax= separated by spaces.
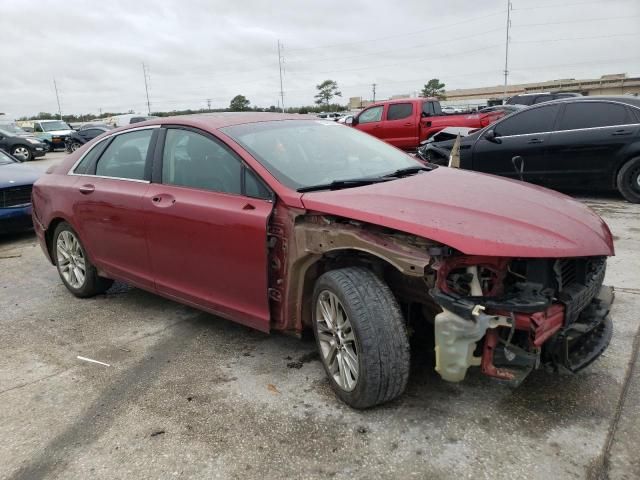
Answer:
xmin=506 ymin=92 xmax=581 ymax=106
xmin=418 ymin=96 xmax=640 ymax=203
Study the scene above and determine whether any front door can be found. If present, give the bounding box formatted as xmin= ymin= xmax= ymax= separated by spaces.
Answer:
xmin=471 ymin=104 xmax=561 ymax=185
xmin=379 ymin=102 xmax=416 ymax=149
xmin=145 ymin=127 xmax=273 ymax=331
xmin=72 ymin=128 xmax=156 ymax=289
xmin=354 ymin=105 xmax=384 ymax=140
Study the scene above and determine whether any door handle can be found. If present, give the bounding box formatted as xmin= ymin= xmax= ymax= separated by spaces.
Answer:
xmin=611 ymin=129 xmax=631 ymax=136
xmin=151 ymin=194 xmax=176 ymax=207
xmin=78 ymin=184 xmax=95 ymax=194
xmin=242 ymin=203 xmax=256 ymax=211
xmin=527 ymin=138 xmax=543 ymax=144
xmin=403 ymin=122 xmax=413 ymax=126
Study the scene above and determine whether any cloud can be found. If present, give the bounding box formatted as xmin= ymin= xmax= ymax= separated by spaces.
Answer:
xmin=0 ymin=0 xmax=638 ymax=117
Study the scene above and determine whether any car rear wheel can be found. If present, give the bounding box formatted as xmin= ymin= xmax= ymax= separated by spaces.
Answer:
xmin=616 ymin=157 xmax=640 ymax=203
xmin=312 ymin=267 xmax=410 ymax=409
xmin=53 ymin=222 xmax=113 ymax=297
xmin=70 ymin=141 xmax=82 ymax=152
xmin=11 ymin=145 xmax=32 ymax=162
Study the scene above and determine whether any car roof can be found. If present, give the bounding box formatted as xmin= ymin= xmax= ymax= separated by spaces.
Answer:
xmin=122 ymin=112 xmax=318 ymax=131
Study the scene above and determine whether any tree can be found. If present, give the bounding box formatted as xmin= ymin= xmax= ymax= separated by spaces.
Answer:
xmin=229 ymin=95 xmax=250 ymax=111
xmin=314 ymin=80 xmax=342 ymax=107
xmin=421 ymin=79 xmax=446 ymax=100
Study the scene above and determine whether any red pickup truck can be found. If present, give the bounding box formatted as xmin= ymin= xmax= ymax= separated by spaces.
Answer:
xmin=349 ymin=97 xmax=504 ymax=150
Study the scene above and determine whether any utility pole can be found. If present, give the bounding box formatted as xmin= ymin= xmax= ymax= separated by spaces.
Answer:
xmin=53 ymin=78 xmax=62 ymax=119
xmin=503 ymin=0 xmax=512 ymax=102
xmin=142 ymin=62 xmax=151 ymax=115
xmin=207 ymin=98 xmax=212 ymax=111
xmin=372 ymin=83 xmax=377 ymax=102
xmin=277 ymin=40 xmax=285 ymax=112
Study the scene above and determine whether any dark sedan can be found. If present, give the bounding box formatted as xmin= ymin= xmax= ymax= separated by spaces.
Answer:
xmin=65 ymin=125 xmax=112 ymax=152
xmin=418 ymin=96 xmax=640 ymax=203
xmin=0 ymin=125 xmax=48 ymax=161
xmin=0 ymin=149 xmax=41 ymax=233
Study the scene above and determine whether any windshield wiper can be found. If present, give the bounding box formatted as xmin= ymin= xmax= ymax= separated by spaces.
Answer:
xmin=382 ymin=165 xmax=431 ymax=178
xmin=297 ymin=176 xmax=392 ymax=193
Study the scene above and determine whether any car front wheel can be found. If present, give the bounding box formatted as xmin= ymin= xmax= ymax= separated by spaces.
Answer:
xmin=70 ymin=141 xmax=82 ymax=152
xmin=312 ymin=267 xmax=410 ymax=409
xmin=11 ymin=145 xmax=32 ymax=162
xmin=53 ymin=222 xmax=113 ymax=297
xmin=617 ymin=157 xmax=640 ymax=203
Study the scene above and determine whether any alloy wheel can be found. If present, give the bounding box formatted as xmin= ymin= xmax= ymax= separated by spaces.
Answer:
xmin=315 ymin=290 xmax=359 ymax=391
xmin=56 ymin=230 xmax=87 ymax=289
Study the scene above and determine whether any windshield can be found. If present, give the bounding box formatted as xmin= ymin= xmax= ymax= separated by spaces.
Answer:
xmin=0 ymin=123 xmax=27 ymax=135
xmin=0 ymin=150 xmax=16 ymax=165
xmin=41 ymin=121 xmax=70 ymax=131
xmin=221 ymin=120 xmax=422 ymax=190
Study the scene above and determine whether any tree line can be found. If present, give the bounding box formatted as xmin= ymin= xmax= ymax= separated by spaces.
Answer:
xmin=17 ymin=78 xmax=446 ymax=121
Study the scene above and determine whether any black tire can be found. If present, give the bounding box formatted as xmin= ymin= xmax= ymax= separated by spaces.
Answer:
xmin=312 ymin=267 xmax=410 ymax=409
xmin=70 ymin=141 xmax=82 ymax=152
xmin=11 ymin=145 xmax=33 ymax=162
xmin=53 ymin=222 xmax=113 ymax=297
xmin=617 ymin=157 xmax=640 ymax=203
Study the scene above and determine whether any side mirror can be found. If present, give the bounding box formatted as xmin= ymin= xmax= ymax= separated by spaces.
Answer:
xmin=345 ymin=116 xmax=354 ymax=126
xmin=484 ymin=129 xmax=501 ymax=144
xmin=421 ymin=111 xmax=430 ymax=118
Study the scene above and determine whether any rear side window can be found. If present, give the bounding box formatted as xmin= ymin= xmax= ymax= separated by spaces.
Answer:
xmin=162 ymin=129 xmax=242 ymax=195
xmin=358 ymin=106 xmax=383 ymax=124
xmin=95 ymin=129 xmax=153 ymax=180
xmin=533 ymin=95 xmax=553 ymax=104
xmin=494 ymin=104 xmax=560 ymax=136
xmin=387 ymin=103 xmax=413 ymax=121
xmin=558 ymin=102 xmax=629 ymax=130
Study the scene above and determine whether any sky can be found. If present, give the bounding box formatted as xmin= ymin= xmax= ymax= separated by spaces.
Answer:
xmin=1 ymin=0 xmax=639 ymax=117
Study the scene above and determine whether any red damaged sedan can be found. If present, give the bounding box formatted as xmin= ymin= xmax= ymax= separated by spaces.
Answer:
xmin=32 ymin=113 xmax=614 ymax=408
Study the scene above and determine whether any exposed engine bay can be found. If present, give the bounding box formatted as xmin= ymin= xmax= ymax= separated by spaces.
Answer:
xmin=267 ymin=211 xmax=613 ymax=386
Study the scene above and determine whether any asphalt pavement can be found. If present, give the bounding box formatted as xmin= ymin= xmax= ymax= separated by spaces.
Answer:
xmin=0 ymin=151 xmax=638 ymax=479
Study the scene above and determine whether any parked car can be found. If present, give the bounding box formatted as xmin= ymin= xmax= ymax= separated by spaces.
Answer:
xmin=506 ymin=92 xmax=582 ymax=106
xmin=478 ymin=104 xmax=527 ymax=115
xmin=65 ymin=125 xmax=112 ymax=152
xmin=417 ymin=96 xmax=640 ymax=202
xmin=29 ymin=120 xmax=75 ymax=151
xmin=441 ymin=106 xmax=462 ymax=114
xmin=0 ymin=125 xmax=48 ymax=161
xmin=104 ymin=114 xmax=158 ymax=127
xmin=349 ymin=98 xmax=506 ymax=150
xmin=32 ymin=113 xmax=614 ymax=408
xmin=0 ymin=149 xmax=41 ymax=233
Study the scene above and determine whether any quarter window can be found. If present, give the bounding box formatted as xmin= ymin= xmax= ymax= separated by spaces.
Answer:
xmin=162 ymin=129 xmax=242 ymax=195
xmin=558 ymin=102 xmax=629 ymax=130
xmin=358 ymin=106 xmax=383 ymax=124
xmin=494 ymin=104 xmax=560 ymax=136
xmin=95 ymin=129 xmax=152 ymax=180
xmin=387 ymin=103 xmax=413 ymax=121
xmin=73 ymin=139 xmax=108 ymax=174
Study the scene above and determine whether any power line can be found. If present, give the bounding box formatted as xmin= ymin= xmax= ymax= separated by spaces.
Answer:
xmin=512 ymin=0 xmax=635 ymax=10
xmin=512 ymin=32 xmax=640 ymax=44
xmin=515 ymin=14 xmax=640 ymax=28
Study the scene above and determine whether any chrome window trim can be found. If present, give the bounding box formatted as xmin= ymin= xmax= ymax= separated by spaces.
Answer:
xmin=67 ymin=125 xmax=160 ymax=176
xmin=71 ymin=173 xmax=150 ymax=184
xmin=496 ymin=122 xmax=640 ymax=139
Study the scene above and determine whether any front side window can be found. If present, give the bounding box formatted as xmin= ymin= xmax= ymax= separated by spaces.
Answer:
xmin=387 ymin=103 xmax=413 ymax=121
xmin=558 ymin=102 xmax=629 ymax=130
xmin=34 ymin=123 xmax=43 ymax=132
xmin=494 ymin=104 xmax=560 ymax=136
xmin=358 ymin=106 xmax=383 ymax=124
xmin=95 ymin=129 xmax=152 ymax=180
xmin=162 ymin=129 xmax=242 ymax=195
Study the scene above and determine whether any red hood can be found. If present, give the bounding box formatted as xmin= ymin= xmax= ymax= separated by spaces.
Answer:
xmin=300 ymin=167 xmax=614 ymax=258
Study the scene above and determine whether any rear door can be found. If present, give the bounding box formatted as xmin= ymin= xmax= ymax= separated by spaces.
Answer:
xmin=71 ymin=127 xmax=157 ymax=289
xmin=545 ymin=101 xmax=637 ymax=189
xmin=354 ymin=105 xmax=384 ymax=139
xmin=470 ymin=103 xmax=561 ymax=184
xmin=144 ymin=127 xmax=274 ymax=331
xmin=379 ymin=102 xmax=416 ymax=149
